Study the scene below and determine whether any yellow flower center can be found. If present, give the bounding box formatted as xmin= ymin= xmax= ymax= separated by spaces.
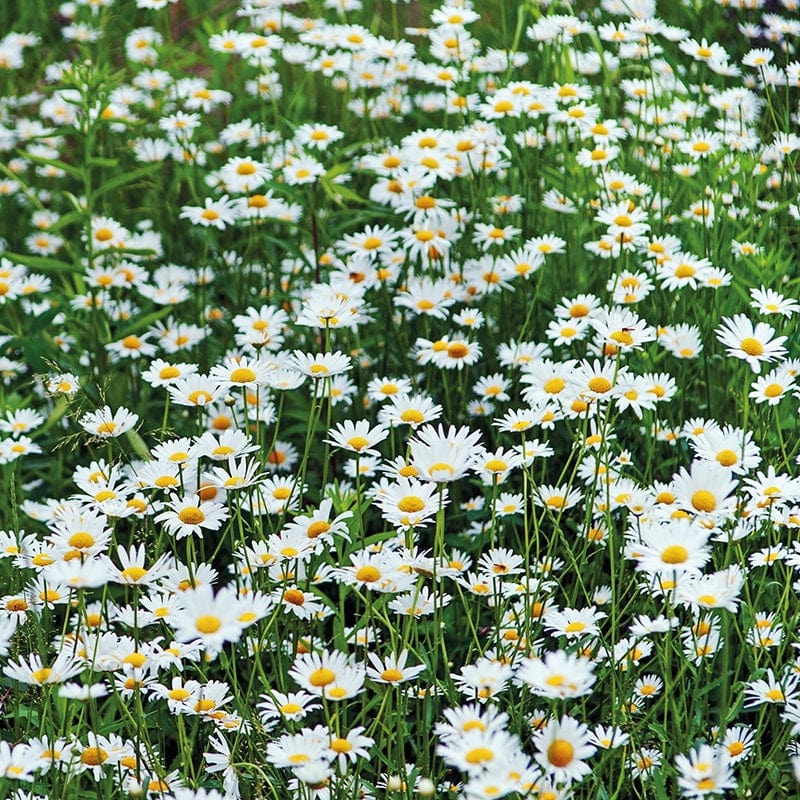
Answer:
xmin=397 ymin=496 xmax=425 ymax=513
xmin=69 ymin=532 xmax=95 ymax=549
xmin=284 ymin=589 xmax=305 ymax=605
xmin=740 ymin=337 xmax=764 ymax=356
xmin=547 ymin=739 xmax=574 ymax=767
xmin=691 ymin=490 xmax=716 ymax=513
xmin=81 ymin=747 xmax=109 ymax=765
xmin=188 ymin=389 xmax=213 ymax=405
xmin=309 ymin=667 xmax=335 ymax=687
xmin=346 ymin=436 xmax=370 ymax=451
xmin=661 ymin=545 xmax=688 ymax=564
xmin=178 ymin=506 xmax=206 ymax=525
xmin=195 ymin=615 xmax=221 ymax=633
xmin=716 ymin=449 xmax=738 ymax=467
xmin=588 ymin=376 xmax=612 ymax=394
xmin=465 ymin=747 xmax=494 ymax=765
xmin=356 ymin=565 xmax=381 ymax=582
xmin=230 ymin=367 xmax=257 ymax=383
xmin=611 ymin=330 xmax=633 ymax=346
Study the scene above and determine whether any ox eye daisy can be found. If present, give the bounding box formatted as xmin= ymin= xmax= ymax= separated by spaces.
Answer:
xmin=325 ymin=419 xmax=388 ymax=456
xmin=79 ymin=406 xmax=139 ymax=438
xmin=715 ymin=314 xmax=787 ymax=372
xmin=179 ymin=196 xmax=240 ymax=229
xmin=154 ymin=494 xmax=229 ymax=539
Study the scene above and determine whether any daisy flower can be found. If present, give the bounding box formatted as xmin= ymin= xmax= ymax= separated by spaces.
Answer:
xmin=689 ymin=425 xmax=761 ymax=474
xmin=258 ymin=690 xmax=321 ymax=725
xmin=471 ymin=222 xmax=521 ymax=250
xmin=141 ymin=359 xmax=198 ymax=388
xmin=408 ymin=424 xmax=482 ymax=483
xmin=672 ymin=461 xmax=739 ymax=518
xmin=288 ymin=350 xmax=352 ymax=379
xmin=179 ymin=196 xmax=239 ymax=229
xmin=171 ymin=585 xmax=244 ymax=654
xmin=166 ymin=375 xmax=224 ymax=408
xmin=750 ymin=285 xmax=799 ymax=316
xmin=325 ymin=419 xmax=389 ymax=456
xmin=154 ymin=494 xmax=229 ymax=539
xmin=378 ymin=393 xmax=443 ymax=429
xmin=90 ymin=216 xmax=128 ymax=250
xmin=193 ymin=430 xmax=258 ymax=461
xmin=533 ymin=715 xmax=597 ymax=782
xmin=437 ymin=727 xmax=522 ymax=775
xmin=3 ymin=650 xmax=83 ymax=685
xmin=79 ymin=406 xmax=139 ymax=438
xmin=367 ymin=651 xmax=426 ymax=684
xmin=373 ymin=478 xmax=446 ymax=529
xmin=715 ymin=313 xmax=787 ymax=373
xmin=209 ymin=356 xmax=274 ymax=388
xmin=289 ymin=649 xmax=365 ymax=701
xmin=518 ymin=651 xmax=596 ymax=699
xmin=675 ymin=743 xmax=736 ymax=798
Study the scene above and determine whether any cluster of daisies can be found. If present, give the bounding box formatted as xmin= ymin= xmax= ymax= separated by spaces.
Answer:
xmin=1 ymin=0 xmax=800 ymax=799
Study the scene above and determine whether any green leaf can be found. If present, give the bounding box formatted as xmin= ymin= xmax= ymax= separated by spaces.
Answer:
xmin=125 ymin=429 xmax=151 ymax=460
xmin=320 ymin=179 xmax=368 ymax=206
xmin=323 ymin=162 xmax=352 ymax=180
xmin=48 ymin=210 xmax=83 ymax=233
xmin=94 ymin=163 xmax=160 ymax=199
xmin=2 ymin=252 xmax=76 ymax=274
xmin=117 ymin=305 xmax=175 ymax=338
xmin=18 ymin=149 xmax=81 ymax=180
xmin=88 ymin=156 xmax=119 ymax=168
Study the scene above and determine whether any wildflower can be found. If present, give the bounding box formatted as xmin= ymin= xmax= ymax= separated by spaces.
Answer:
xmin=288 ymin=350 xmax=352 ymax=379
xmin=672 ymin=461 xmax=738 ymax=519
xmin=282 ymin=156 xmax=325 ymax=185
xmin=427 ymin=336 xmax=483 ymax=370
xmin=171 ymin=585 xmax=244 ymax=654
xmin=106 ymin=332 xmax=158 ymax=360
xmin=719 ymin=726 xmax=754 ymax=763
xmin=518 ymin=651 xmax=596 ymax=699
xmin=90 ymin=216 xmax=128 ymax=250
xmin=179 ymin=196 xmax=239 ymax=229
xmin=289 ymin=649 xmax=366 ymax=701
xmin=167 ymin=375 xmax=224 ymax=408
xmin=389 ymin=585 xmax=449 ymax=617
xmin=544 ymin=606 xmax=606 ymax=639
xmin=258 ymin=690 xmax=321 ymax=725
xmin=408 ymin=424 xmax=482 ymax=482
xmin=743 ymin=668 xmax=798 ymax=708
xmin=675 ymin=744 xmax=736 ymax=798
xmin=374 ymin=478 xmax=446 ymax=529
xmin=533 ymin=715 xmax=596 ymax=783
xmin=367 ymin=651 xmax=426 ymax=684
xmin=209 ymin=356 xmax=274 ymax=388
xmin=141 ymin=359 xmax=198 ymax=388
xmin=3 ymin=650 xmax=82 ymax=685
xmin=472 ymin=222 xmax=520 ymax=250
xmin=715 ymin=314 xmax=787 ymax=372
xmin=437 ymin=727 xmax=522 ymax=775
xmin=79 ymin=406 xmax=139 ymax=438
xmin=107 ymin=544 xmax=171 ymax=586
xmin=154 ymin=494 xmax=229 ymax=539
xmin=325 ymin=420 xmax=389 ymax=456
xmin=750 ymin=286 xmax=800 ymax=317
